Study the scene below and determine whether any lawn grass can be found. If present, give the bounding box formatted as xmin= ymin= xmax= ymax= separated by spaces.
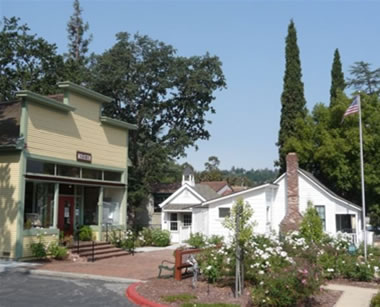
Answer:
xmin=161 ymin=293 xmax=197 ymax=303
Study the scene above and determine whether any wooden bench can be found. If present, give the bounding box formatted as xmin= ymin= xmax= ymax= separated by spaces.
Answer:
xmin=174 ymin=248 xmax=201 ymax=281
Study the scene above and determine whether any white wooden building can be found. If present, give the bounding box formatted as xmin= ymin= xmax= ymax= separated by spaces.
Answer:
xmin=160 ymin=153 xmax=364 ymax=245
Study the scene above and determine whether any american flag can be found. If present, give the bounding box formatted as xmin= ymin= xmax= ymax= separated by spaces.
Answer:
xmin=343 ymin=96 xmax=360 ymax=117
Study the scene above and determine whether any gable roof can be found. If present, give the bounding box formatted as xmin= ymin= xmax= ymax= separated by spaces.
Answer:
xmin=274 ymin=168 xmax=361 ymax=211
xmin=202 ymin=183 xmax=278 ymax=206
xmin=194 ymin=184 xmax=220 ymax=200
xmin=159 ymin=183 xmax=207 ymax=208
xmin=200 ymin=181 xmax=230 ymax=193
xmin=298 ymin=168 xmax=361 ymax=211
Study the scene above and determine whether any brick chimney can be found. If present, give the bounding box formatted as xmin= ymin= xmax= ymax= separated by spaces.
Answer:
xmin=280 ymin=152 xmax=303 ymax=234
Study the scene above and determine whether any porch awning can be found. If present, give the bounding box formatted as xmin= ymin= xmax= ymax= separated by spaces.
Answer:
xmin=163 ymin=204 xmax=194 ymax=211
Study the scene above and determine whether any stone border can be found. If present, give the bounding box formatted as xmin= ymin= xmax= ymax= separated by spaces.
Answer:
xmin=126 ymin=282 xmax=168 ymax=307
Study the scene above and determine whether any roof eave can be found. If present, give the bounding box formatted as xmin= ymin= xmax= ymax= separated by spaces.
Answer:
xmin=100 ymin=116 xmax=137 ymax=130
xmin=57 ymin=81 xmax=113 ymax=103
xmin=16 ymin=90 xmax=75 ymax=112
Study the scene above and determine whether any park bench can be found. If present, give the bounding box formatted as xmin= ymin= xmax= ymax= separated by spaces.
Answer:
xmin=157 ymin=248 xmax=202 ymax=280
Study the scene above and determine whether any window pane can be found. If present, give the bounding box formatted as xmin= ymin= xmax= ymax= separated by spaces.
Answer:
xmin=102 ymin=188 xmax=123 ymax=225
xmin=26 ymin=160 xmax=55 ymax=175
xmin=183 ymin=214 xmax=192 ymax=227
xmin=82 ymin=168 xmax=102 ymax=180
xmin=57 ymin=164 xmax=80 ymax=178
xmin=219 ymin=208 xmax=230 ymax=218
xmin=104 ymin=171 xmax=122 ymax=182
xmin=24 ymin=182 xmax=54 ymax=229
xmin=170 ymin=221 xmax=178 ymax=231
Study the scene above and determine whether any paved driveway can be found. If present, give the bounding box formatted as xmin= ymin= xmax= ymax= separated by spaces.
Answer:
xmin=0 ymin=270 xmax=136 ymax=307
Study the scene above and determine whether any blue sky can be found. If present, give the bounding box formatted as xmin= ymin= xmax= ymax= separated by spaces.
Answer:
xmin=1 ymin=0 xmax=380 ymax=171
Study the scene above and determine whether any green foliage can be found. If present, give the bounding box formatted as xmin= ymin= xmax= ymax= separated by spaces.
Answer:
xmin=223 ymin=198 xmax=255 ymax=246
xmin=65 ymin=0 xmax=92 ymax=84
xmin=0 ymin=17 xmax=65 ymax=101
xmin=299 ymin=202 xmax=324 ymax=244
xmin=370 ymin=205 xmax=380 ymax=230
xmin=330 ymin=49 xmax=345 ymax=106
xmin=348 ymin=61 xmax=380 ymax=95
xmin=30 ymin=235 xmax=47 ymax=259
xmin=277 ymin=19 xmax=307 ymax=172
xmin=283 ymin=92 xmax=380 ymax=212
xmin=207 ymin=235 xmax=224 ymax=246
xmin=138 ymin=227 xmax=154 ymax=246
xmin=370 ymin=291 xmax=380 ymax=307
xmin=78 ymin=225 xmax=93 ymax=241
xmin=161 ymin=293 xmax=197 ymax=303
xmin=88 ymin=32 xmax=226 ymax=214
xmin=47 ymin=242 xmax=68 ymax=260
xmin=187 ymin=232 xmax=207 ymax=248
xmin=151 ymin=229 xmax=171 ymax=247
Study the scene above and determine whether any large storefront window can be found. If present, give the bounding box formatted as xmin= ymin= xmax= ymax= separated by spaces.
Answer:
xmin=24 ymin=182 xmax=54 ymax=229
xmin=103 ymin=188 xmax=123 ymax=225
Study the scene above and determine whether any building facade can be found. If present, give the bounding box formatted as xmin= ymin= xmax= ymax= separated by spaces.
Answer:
xmin=0 ymin=82 xmax=136 ymax=259
xmin=160 ymin=153 xmax=365 ymax=245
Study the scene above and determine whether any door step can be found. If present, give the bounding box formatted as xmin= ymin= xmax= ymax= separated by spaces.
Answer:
xmin=69 ymin=241 xmax=130 ymax=261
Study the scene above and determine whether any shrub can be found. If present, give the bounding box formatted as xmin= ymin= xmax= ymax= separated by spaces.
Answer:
xmin=371 ymin=291 xmax=380 ymax=307
xmin=48 ymin=242 xmax=68 ymax=260
xmin=138 ymin=227 xmax=153 ymax=246
xmin=152 ymin=229 xmax=170 ymax=247
xmin=187 ymin=232 xmax=206 ymax=248
xmin=299 ymin=202 xmax=324 ymax=245
xmin=207 ymin=235 xmax=224 ymax=246
xmin=30 ymin=238 xmax=47 ymax=259
xmin=78 ymin=225 xmax=93 ymax=241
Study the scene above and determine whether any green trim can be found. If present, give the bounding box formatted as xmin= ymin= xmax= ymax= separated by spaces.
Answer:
xmin=23 ymin=228 xmax=59 ymax=237
xmin=98 ymin=187 xmax=104 ymax=241
xmin=53 ymin=183 xmax=59 ymax=228
xmin=16 ymin=90 xmax=76 ymax=112
xmin=100 ymin=116 xmax=137 ymax=131
xmin=26 ymin=152 xmax=126 ymax=172
xmin=15 ymin=100 xmax=28 ymax=259
xmin=57 ymin=81 xmax=113 ymax=103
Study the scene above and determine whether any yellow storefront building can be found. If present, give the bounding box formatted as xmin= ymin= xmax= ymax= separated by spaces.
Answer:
xmin=0 ymin=81 xmax=136 ymax=259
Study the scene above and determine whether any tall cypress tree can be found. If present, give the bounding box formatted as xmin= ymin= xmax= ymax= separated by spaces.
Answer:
xmin=65 ymin=0 xmax=92 ymax=84
xmin=67 ymin=0 xmax=92 ymax=62
xmin=277 ymin=20 xmax=307 ymax=173
xmin=329 ymin=48 xmax=345 ymax=106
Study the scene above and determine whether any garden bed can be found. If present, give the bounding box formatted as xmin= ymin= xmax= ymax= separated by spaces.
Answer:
xmin=136 ymin=278 xmax=342 ymax=307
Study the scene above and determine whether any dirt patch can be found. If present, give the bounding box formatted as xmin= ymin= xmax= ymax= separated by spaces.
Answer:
xmin=136 ymin=278 xmax=342 ymax=306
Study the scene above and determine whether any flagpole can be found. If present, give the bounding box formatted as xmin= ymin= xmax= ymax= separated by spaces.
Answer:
xmin=358 ymin=95 xmax=367 ymax=261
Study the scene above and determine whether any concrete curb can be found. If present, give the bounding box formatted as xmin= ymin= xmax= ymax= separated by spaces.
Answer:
xmin=14 ymin=268 xmax=142 ymax=284
xmin=126 ymin=282 xmax=168 ymax=307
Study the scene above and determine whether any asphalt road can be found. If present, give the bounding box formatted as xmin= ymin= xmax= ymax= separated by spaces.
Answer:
xmin=0 ymin=270 xmax=137 ymax=307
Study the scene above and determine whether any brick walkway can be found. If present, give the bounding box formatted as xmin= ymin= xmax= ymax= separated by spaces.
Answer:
xmin=37 ymin=249 xmax=175 ymax=280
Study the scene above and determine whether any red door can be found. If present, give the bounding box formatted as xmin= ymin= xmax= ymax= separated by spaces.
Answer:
xmin=58 ymin=196 xmax=75 ymax=236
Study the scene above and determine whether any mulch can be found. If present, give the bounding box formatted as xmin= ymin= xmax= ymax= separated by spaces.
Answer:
xmin=136 ymin=277 xmax=343 ymax=307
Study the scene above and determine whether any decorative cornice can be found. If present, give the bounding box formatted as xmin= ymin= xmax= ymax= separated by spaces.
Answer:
xmin=57 ymin=81 xmax=113 ymax=103
xmin=100 ymin=116 xmax=137 ymax=130
xmin=16 ymin=90 xmax=75 ymax=112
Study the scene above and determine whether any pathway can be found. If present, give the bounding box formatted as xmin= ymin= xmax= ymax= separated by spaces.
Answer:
xmin=324 ymin=283 xmax=378 ymax=307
